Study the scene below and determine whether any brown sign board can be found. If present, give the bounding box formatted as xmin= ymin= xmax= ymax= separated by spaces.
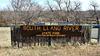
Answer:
xmin=20 ymin=25 xmax=82 ymax=37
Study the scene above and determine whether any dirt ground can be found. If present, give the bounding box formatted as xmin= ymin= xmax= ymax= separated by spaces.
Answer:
xmin=0 ymin=45 xmax=100 ymax=56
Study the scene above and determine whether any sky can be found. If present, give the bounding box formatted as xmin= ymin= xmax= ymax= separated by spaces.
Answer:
xmin=0 ymin=0 xmax=9 ymax=8
xmin=0 ymin=0 xmax=100 ymax=11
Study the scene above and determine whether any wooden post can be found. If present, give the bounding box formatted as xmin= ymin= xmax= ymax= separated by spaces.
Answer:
xmin=98 ymin=28 xmax=100 ymax=43
xmin=48 ymin=37 xmax=51 ymax=46
xmin=37 ymin=37 xmax=39 ymax=46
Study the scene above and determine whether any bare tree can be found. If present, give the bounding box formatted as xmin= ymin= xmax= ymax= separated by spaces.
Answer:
xmin=54 ymin=0 xmax=62 ymax=10
xmin=64 ymin=0 xmax=71 ymax=12
xmin=71 ymin=1 xmax=81 ymax=24
xmin=64 ymin=0 xmax=81 ymax=23
xmin=46 ymin=0 xmax=82 ymax=23
xmin=64 ymin=0 xmax=72 ymax=22
xmin=0 ymin=11 xmax=3 ymax=21
xmin=9 ymin=0 xmax=42 ymax=25
xmin=46 ymin=0 xmax=63 ymax=21
xmin=89 ymin=1 xmax=99 ymax=24
xmin=53 ymin=0 xmax=67 ymax=21
xmin=47 ymin=0 xmax=54 ymax=12
xmin=0 ymin=11 xmax=5 ymax=25
xmin=0 ymin=8 xmax=9 ymax=26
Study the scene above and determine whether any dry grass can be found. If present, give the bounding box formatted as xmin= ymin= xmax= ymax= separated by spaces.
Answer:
xmin=0 ymin=44 xmax=100 ymax=56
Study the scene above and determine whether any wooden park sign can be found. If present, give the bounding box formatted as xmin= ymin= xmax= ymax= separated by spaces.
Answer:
xmin=20 ymin=25 xmax=82 ymax=37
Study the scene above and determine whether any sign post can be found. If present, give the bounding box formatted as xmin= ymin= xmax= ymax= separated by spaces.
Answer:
xmin=48 ymin=37 xmax=51 ymax=46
